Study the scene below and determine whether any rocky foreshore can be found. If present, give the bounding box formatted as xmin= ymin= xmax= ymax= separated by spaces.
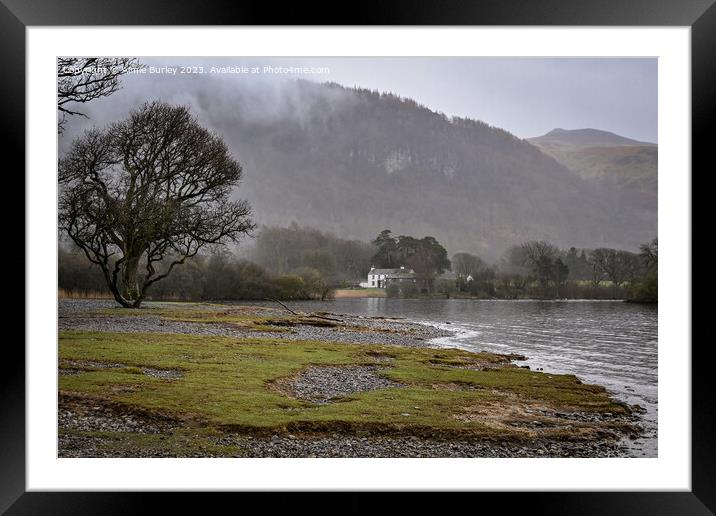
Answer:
xmin=58 ymin=299 xmax=452 ymax=347
xmin=58 ymin=299 xmax=642 ymax=458
xmin=58 ymin=391 xmax=632 ymax=458
xmin=60 ymin=432 xmax=630 ymax=458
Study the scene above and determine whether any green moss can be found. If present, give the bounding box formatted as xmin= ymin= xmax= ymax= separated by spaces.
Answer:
xmin=59 ymin=330 xmax=629 ymax=438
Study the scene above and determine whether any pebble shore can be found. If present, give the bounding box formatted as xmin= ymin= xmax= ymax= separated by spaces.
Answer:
xmin=58 ymin=299 xmax=635 ymax=458
xmin=273 ymin=365 xmax=404 ymax=404
xmin=58 ymin=396 xmax=629 ymax=458
xmin=59 ymin=299 xmax=452 ymax=347
xmin=60 ymin=433 xmax=628 ymax=458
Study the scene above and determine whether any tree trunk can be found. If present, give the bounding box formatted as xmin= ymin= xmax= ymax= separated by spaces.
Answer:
xmin=121 ymin=255 xmax=143 ymax=307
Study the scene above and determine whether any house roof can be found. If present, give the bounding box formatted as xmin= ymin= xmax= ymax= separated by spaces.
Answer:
xmin=385 ymin=272 xmax=415 ymax=279
xmin=369 ymin=268 xmax=405 ymax=275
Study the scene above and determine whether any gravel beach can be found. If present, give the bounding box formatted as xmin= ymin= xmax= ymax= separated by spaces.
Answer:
xmin=59 ymin=299 xmax=452 ymax=347
xmin=58 ymin=393 xmax=630 ymax=458
xmin=272 ymin=365 xmax=405 ymax=404
xmin=58 ymin=299 xmax=640 ymax=458
xmin=60 ymin=432 xmax=629 ymax=458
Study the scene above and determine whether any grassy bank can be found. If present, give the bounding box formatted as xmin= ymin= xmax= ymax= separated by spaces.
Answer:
xmin=59 ymin=326 xmax=628 ymax=439
xmin=58 ymin=300 xmax=637 ymax=457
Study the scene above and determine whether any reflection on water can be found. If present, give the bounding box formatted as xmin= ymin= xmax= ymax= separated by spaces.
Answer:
xmin=264 ymin=298 xmax=658 ymax=457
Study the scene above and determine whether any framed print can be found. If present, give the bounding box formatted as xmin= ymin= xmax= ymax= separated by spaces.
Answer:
xmin=4 ymin=0 xmax=711 ymax=512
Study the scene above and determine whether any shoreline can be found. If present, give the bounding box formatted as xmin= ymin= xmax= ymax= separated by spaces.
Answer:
xmin=331 ymin=292 xmax=632 ymax=302
xmin=415 ymin=315 xmax=656 ymax=458
xmin=58 ymin=299 xmax=646 ymax=458
xmin=60 ymin=293 xmax=638 ymax=304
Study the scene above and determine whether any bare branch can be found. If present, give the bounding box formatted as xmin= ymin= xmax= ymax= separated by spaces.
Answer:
xmin=57 ymin=58 xmax=142 ymax=133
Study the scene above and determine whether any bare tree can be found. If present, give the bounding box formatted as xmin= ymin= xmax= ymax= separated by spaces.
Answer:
xmin=59 ymin=101 xmax=255 ymax=308
xmin=589 ymin=258 xmax=604 ymax=288
xmin=551 ymin=257 xmax=569 ymax=297
xmin=57 ymin=57 xmax=141 ymax=132
xmin=452 ymin=252 xmax=487 ymax=279
xmin=639 ymin=237 xmax=658 ymax=272
xmin=520 ymin=240 xmax=559 ymax=289
xmin=589 ymin=248 xmax=640 ymax=289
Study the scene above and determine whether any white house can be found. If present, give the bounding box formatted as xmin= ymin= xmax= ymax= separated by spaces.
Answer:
xmin=359 ymin=266 xmax=415 ymax=288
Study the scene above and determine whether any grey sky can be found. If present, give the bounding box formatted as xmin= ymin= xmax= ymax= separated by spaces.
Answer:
xmin=137 ymin=57 xmax=657 ymax=143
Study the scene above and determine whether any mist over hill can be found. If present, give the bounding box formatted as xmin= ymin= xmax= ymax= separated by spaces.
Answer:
xmin=61 ymin=77 xmax=657 ymax=259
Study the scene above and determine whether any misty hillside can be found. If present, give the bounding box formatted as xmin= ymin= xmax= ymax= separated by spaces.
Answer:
xmin=529 ymin=128 xmax=657 ymax=230
xmin=197 ymin=81 xmax=654 ymax=258
xmin=62 ymin=78 xmax=657 ymax=259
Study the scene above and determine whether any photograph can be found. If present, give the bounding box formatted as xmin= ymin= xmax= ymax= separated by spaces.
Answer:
xmin=56 ymin=56 xmax=659 ymax=459
xmin=0 ymin=0 xmax=709 ymax=504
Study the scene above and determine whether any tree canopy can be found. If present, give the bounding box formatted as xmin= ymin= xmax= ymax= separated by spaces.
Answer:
xmin=371 ymin=230 xmax=451 ymax=276
xmin=589 ymin=248 xmax=641 ymax=288
xmin=59 ymin=101 xmax=254 ymax=307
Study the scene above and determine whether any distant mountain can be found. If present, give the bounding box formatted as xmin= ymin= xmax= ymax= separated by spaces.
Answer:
xmin=531 ymin=128 xmax=654 ymax=147
xmin=528 ymin=128 xmax=657 ymax=231
xmin=62 ymin=79 xmax=657 ymax=259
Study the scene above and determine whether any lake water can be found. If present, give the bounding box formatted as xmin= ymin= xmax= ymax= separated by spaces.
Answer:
xmin=282 ymin=298 xmax=658 ymax=457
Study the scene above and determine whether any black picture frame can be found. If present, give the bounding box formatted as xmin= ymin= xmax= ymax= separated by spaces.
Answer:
xmin=3 ymin=0 xmax=709 ymax=513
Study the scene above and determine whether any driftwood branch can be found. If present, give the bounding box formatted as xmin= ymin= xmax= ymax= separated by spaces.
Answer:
xmin=306 ymin=313 xmax=344 ymax=323
xmin=266 ymin=297 xmax=299 ymax=316
xmin=265 ymin=297 xmax=345 ymax=323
